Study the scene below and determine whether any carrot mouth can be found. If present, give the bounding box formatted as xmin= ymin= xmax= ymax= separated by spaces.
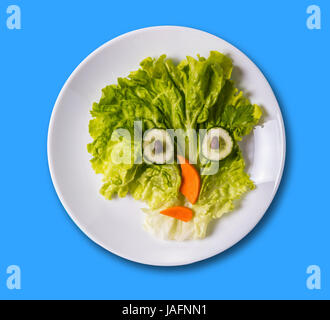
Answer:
xmin=160 ymin=206 xmax=194 ymax=222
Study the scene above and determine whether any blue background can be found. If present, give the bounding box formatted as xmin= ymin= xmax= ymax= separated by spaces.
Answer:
xmin=0 ymin=0 xmax=328 ymax=300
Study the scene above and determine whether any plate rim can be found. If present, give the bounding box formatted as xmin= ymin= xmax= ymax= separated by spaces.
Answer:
xmin=47 ymin=25 xmax=287 ymax=267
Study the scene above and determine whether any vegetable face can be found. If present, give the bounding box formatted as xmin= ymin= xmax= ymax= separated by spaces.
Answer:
xmin=88 ymin=51 xmax=262 ymax=240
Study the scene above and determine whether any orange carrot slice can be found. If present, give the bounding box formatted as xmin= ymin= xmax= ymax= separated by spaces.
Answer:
xmin=160 ymin=206 xmax=194 ymax=222
xmin=178 ymin=155 xmax=201 ymax=204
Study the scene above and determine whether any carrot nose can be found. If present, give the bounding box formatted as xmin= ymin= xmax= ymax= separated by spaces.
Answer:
xmin=177 ymin=156 xmax=201 ymax=204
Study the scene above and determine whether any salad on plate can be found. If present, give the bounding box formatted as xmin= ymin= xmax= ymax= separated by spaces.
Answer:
xmin=87 ymin=51 xmax=262 ymax=241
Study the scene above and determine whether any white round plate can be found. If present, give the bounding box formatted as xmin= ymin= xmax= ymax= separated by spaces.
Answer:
xmin=48 ymin=26 xmax=286 ymax=266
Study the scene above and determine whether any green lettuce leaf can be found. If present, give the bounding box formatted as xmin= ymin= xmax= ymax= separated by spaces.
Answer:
xmin=165 ymin=51 xmax=233 ymax=129
xmin=193 ymin=148 xmax=255 ymax=235
xmin=206 ymin=80 xmax=262 ymax=140
xmin=130 ymin=165 xmax=182 ymax=210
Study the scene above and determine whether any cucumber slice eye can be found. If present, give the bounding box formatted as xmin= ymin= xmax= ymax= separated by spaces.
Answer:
xmin=143 ymin=129 xmax=174 ymax=164
xmin=202 ymin=127 xmax=233 ymax=161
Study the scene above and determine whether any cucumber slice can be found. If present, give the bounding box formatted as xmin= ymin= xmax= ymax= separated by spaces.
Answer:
xmin=202 ymin=127 xmax=233 ymax=161
xmin=143 ymin=129 xmax=174 ymax=164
